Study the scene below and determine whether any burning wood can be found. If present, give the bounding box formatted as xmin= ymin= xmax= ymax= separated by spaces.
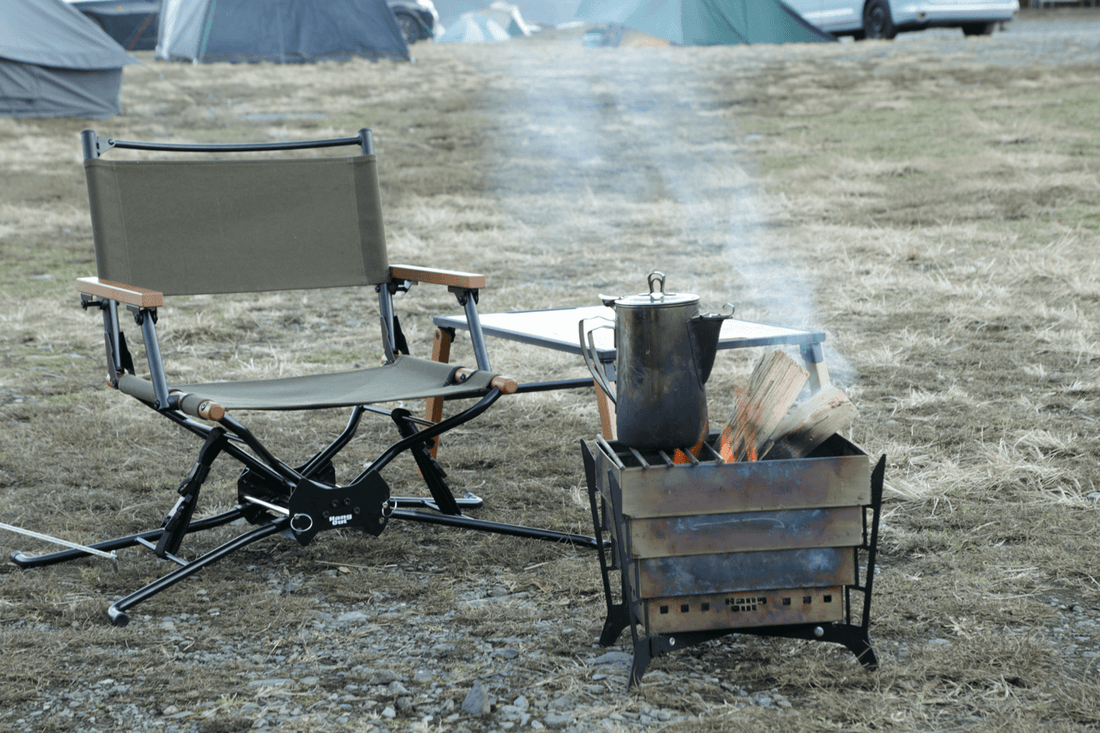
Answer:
xmin=719 ymin=350 xmax=809 ymax=462
xmin=719 ymin=350 xmax=856 ymax=462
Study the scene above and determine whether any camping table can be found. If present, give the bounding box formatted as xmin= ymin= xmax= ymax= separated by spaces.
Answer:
xmin=425 ymin=305 xmax=829 ymax=445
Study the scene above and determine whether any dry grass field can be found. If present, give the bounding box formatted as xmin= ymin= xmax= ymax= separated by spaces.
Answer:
xmin=1 ymin=15 xmax=1100 ymax=732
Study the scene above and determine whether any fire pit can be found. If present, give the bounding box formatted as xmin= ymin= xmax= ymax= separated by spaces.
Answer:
xmin=582 ymin=432 xmax=885 ymax=687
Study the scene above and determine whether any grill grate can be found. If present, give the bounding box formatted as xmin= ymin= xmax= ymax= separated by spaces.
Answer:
xmin=595 ymin=434 xmax=726 ymax=469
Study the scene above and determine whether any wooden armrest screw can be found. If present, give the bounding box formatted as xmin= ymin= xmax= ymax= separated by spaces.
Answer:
xmin=198 ymin=401 xmax=226 ymax=421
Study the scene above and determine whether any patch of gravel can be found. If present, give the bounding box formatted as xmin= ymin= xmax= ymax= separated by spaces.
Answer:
xmin=6 ymin=558 xmax=1100 ymax=732
xmin=0 ymin=571 xmax=714 ymax=732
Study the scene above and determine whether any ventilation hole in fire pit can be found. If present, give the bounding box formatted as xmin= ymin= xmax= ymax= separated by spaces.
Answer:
xmin=782 ymin=597 xmax=791 ymax=606
xmin=725 ymin=596 xmax=764 ymax=613
xmin=680 ymin=604 xmax=690 ymax=613
xmin=701 ymin=603 xmax=710 ymax=612
xmin=659 ymin=605 xmax=669 ymax=615
xmin=803 ymin=596 xmax=812 ymax=604
xmin=824 ymin=594 xmax=833 ymax=603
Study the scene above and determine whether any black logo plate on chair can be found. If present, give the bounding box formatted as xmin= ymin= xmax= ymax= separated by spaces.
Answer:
xmin=287 ymin=470 xmax=390 ymax=546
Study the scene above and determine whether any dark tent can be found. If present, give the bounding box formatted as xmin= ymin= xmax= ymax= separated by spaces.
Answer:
xmin=157 ymin=0 xmax=410 ymax=63
xmin=72 ymin=1 xmax=160 ymax=52
xmin=575 ymin=0 xmax=835 ymax=45
xmin=0 ymin=0 xmax=137 ymax=118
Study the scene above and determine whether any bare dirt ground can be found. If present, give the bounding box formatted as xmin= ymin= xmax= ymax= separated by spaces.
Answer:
xmin=1 ymin=10 xmax=1100 ymax=732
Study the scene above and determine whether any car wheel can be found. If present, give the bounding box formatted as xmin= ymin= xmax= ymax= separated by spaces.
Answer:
xmin=961 ymin=22 xmax=994 ymax=36
xmin=394 ymin=12 xmax=421 ymax=44
xmin=862 ymin=0 xmax=896 ymax=39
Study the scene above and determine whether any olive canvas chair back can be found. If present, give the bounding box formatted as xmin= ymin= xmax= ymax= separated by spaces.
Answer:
xmin=83 ymin=140 xmax=390 ymax=296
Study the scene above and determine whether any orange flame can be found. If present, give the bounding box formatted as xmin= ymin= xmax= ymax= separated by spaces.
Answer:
xmin=745 ymin=440 xmax=758 ymax=462
xmin=672 ymin=440 xmax=704 ymax=464
xmin=718 ymin=385 xmax=760 ymax=463
xmin=718 ymin=423 xmax=735 ymax=463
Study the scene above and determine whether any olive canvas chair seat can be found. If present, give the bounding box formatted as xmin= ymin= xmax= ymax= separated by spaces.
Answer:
xmin=11 ymin=129 xmax=593 ymax=625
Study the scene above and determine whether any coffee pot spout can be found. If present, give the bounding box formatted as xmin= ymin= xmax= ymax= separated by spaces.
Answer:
xmin=689 ymin=305 xmax=734 ymax=386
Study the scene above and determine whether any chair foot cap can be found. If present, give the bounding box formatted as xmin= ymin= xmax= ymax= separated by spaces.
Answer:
xmin=107 ymin=606 xmax=130 ymax=627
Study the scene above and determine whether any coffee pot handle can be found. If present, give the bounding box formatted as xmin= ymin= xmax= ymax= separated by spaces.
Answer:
xmin=579 ymin=318 xmax=616 ymax=405
xmin=647 ymin=271 xmax=666 ymax=296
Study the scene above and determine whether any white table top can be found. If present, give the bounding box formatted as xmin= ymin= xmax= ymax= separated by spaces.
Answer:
xmin=435 ymin=305 xmax=825 ymax=361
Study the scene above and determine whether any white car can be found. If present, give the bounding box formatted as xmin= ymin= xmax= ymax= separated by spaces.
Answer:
xmin=786 ymin=0 xmax=1019 ymax=39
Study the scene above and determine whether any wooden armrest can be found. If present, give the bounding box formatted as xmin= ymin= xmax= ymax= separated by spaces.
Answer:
xmin=454 ymin=367 xmax=518 ymax=395
xmin=390 ymin=265 xmax=486 ymax=290
xmin=77 ymin=277 xmax=164 ymax=308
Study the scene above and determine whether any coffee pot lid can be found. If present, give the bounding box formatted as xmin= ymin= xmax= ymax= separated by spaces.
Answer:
xmin=601 ymin=271 xmax=699 ymax=308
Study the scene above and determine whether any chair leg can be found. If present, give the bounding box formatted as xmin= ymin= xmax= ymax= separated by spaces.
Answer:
xmin=157 ymin=428 xmax=228 ymax=558
xmin=389 ymin=407 xmax=461 ymax=515
xmin=108 ymin=517 xmax=289 ymax=626
xmin=10 ymin=508 xmax=246 ymax=569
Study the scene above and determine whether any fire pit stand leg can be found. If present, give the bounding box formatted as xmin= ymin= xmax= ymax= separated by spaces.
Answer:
xmin=739 ymin=622 xmax=879 ymax=670
xmin=582 ymin=441 xmax=632 ymax=647
xmin=630 ymin=630 xmax=731 ymax=688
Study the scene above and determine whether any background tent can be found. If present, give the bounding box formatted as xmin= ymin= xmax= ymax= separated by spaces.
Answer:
xmin=0 ymin=0 xmax=137 ymax=118
xmin=471 ymin=1 xmax=532 ymax=35
xmin=435 ymin=14 xmax=512 ymax=42
xmin=157 ymin=0 xmax=410 ymax=63
xmin=575 ymin=0 xmax=835 ymax=45
xmin=434 ymin=0 xmax=579 ymax=27
xmin=72 ymin=1 xmax=159 ymax=51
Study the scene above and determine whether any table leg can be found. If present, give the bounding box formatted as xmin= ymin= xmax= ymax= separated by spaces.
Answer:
xmin=800 ymin=341 xmax=831 ymax=393
xmin=595 ymin=379 xmax=617 ymax=440
xmin=424 ymin=327 xmax=454 ymax=458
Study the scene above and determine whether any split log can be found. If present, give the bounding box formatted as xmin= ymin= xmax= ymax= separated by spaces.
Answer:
xmin=761 ymin=385 xmax=858 ymax=461
xmin=719 ymin=350 xmax=808 ymax=462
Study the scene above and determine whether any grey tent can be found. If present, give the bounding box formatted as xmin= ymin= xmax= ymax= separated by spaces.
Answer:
xmin=157 ymin=0 xmax=410 ymax=63
xmin=0 ymin=0 xmax=137 ymax=118
xmin=72 ymin=1 xmax=160 ymax=52
xmin=575 ymin=0 xmax=834 ymax=45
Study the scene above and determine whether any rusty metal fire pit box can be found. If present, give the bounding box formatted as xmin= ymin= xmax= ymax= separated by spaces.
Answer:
xmin=582 ymin=432 xmax=885 ymax=688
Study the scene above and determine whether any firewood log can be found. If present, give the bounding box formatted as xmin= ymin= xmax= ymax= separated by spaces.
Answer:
xmin=761 ymin=385 xmax=857 ymax=461
xmin=719 ymin=350 xmax=808 ymax=462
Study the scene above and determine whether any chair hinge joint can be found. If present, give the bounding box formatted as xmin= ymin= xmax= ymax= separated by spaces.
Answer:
xmin=81 ymin=295 xmax=108 ymax=311
xmin=129 ymin=306 xmax=157 ymax=326
xmin=384 ymin=279 xmax=412 ymax=296
xmin=450 ymin=287 xmax=478 ymax=306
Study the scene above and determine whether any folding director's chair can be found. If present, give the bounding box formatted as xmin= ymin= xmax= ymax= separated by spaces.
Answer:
xmin=11 ymin=129 xmax=596 ymax=625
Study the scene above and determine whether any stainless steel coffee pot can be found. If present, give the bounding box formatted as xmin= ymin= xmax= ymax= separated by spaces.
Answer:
xmin=581 ymin=272 xmax=732 ymax=450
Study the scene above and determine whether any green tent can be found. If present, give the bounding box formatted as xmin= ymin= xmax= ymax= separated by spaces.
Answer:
xmin=575 ymin=0 xmax=834 ymax=45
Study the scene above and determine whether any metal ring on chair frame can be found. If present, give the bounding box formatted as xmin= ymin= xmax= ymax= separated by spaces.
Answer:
xmin=290 ymin=513 xmax=314 ymax=533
